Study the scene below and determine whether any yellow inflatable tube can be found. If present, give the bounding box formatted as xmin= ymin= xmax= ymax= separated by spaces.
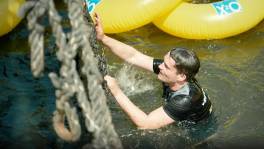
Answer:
xmin=0 ymin=0 xmax=25 ymax=37
xmin=154 ymin=0 xmax=264 ymax=39
xmin=90 ymin=0 xmax=182 ymax=33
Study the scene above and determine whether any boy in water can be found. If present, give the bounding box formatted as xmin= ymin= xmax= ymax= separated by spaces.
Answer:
xmin=94 ymin=13 xmax=212 ymax=129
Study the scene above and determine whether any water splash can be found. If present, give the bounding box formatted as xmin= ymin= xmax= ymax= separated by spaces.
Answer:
xmin=115 ymin=64 xmax=154 ymax=96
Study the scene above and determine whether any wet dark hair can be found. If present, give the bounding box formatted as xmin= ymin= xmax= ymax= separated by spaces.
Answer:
xmin=169 ymin=47 xmax=200 ymax=81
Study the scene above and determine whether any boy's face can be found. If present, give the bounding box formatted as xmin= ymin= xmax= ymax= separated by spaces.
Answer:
xmin=158 ymin=52 xmax=186 ymax=84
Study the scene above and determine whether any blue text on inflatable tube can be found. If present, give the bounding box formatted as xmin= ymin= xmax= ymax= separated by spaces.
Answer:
xmin=212 ymin=0 xmax=242 ymax=16
xmin=85 ymin=0 xmax=101 ymax=13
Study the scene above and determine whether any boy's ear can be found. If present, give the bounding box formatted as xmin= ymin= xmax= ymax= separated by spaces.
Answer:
xmin=178 ymin=73 xmax=186 ymax=81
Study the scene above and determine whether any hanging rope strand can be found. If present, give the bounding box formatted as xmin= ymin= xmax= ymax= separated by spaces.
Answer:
xmin=27 ymin=0 xmax=46 ymax=77
xmin=26 ymin=0 xmax=122 ymax=148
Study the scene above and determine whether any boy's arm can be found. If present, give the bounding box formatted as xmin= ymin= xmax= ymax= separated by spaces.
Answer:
xmin=95 ymin=13 xmax=154 ymax=72
xmin=105 ymin=75 xmax=175 ymax=129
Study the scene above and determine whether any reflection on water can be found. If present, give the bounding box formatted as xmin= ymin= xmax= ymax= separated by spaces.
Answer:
xmin=0 ymin=13 xmax=264 ymax=148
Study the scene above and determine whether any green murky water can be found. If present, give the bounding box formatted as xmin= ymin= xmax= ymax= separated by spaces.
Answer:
xmin=1 ymin=7 xmax=264 ymax=149
xmin=107 ymin=21 xmax=264 ymax=148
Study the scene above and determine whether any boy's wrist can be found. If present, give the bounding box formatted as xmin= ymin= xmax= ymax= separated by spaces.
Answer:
xmin=100 ymin=34 xmax=108 ymax=43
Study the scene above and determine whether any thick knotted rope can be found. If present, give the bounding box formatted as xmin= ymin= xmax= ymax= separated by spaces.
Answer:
xmin=25 ymin=0 xmax=122 ymax=148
